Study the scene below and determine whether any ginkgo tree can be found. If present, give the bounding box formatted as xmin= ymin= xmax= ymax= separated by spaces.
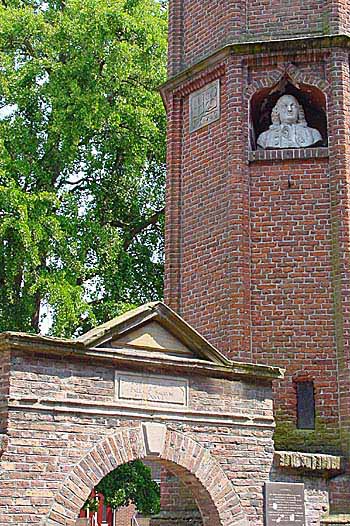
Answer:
xmin=0 ymin=0 xmax=167 ymax=336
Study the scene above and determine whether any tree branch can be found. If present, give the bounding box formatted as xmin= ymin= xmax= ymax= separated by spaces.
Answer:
xmin=98 ymin=59 xmax=105 ymax=76
xmin=108 ymin=218 xmax=128 ymax=229
xmin=23 ymin=38 xmax=35 ymax=57
xmin=123 ymin=208 xmax=164 ymax=250
xmin=57 ymin=175 xmax=87 ymax=189
xmin=31 ymin=256 xmax=47 ymax=333
xmin=76 ymin=271 xmax=99 ymax=287
xmin=31 ymin=291 xmax=41 ymax=333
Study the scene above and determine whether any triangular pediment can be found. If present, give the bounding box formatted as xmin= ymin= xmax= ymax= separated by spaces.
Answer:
xmin=77 ymin=302 xmax=229 ymax=365
xmin=113 ymin=321 xmax=194 ymax=357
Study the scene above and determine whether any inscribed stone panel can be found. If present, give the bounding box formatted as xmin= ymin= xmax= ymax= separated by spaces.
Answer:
xmin=189 ymin=80 xmax=220 ymax=133
xmin=115 ymin=371 xmax=188 ymax=407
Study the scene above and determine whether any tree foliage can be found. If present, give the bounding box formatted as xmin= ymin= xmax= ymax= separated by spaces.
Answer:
xmin=0 ymin=0 xmax=167 ymax=336
xmin=85 ymin=460 xmax=160 ymax=515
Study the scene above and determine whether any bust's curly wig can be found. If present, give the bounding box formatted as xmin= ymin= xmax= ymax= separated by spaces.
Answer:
xmin=271 ymin=95 xmax=307 ymax=126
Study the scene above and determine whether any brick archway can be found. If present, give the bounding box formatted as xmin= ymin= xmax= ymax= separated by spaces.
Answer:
xmin=45 ymin=426 xmax=248 ymax=526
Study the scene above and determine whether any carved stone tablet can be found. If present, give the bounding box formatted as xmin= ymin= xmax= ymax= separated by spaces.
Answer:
xmin=189 ymin=79 xmax=220 ymax=133
xmin=115 ymin=371 xmax=188 ymax=407
xmin=265 ymin=482 xmax=305 ymax=526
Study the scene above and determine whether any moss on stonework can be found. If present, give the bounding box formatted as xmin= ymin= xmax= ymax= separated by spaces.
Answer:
xmin=274 ymin=415 xmax=342 ymax=455
xmin=322 ymin=16 xmax=330 ymax=35
xmin=340 ymin=423 xmax=350 ymax=458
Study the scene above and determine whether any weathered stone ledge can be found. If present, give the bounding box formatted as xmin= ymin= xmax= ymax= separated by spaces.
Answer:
xmin=274 ymin=450 xmax=344 ymax=476
xmin=150 ymin=510 xmax=202 ymax=526
xmin=249 ymin=147 xmax=329 ymax=162
xmin=0 ymin=331 xmax=284 ymax=381
xmin=6 ymin=397 xmax=276 ymax=429
xmin=152 ymin=510 xmax=202 ymax=518
xmin=321 ymin=515 xmax=350 ymax=525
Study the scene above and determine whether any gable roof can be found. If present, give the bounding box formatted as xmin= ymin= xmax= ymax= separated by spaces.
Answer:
xmin=0 ymin=302 xmax=284 ymax=380
xmin=77 ymin=301 xmax=231 ymax=366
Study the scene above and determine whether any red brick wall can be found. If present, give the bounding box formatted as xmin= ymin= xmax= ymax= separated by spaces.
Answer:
xmin=249 ymin=157 xmax=339 ymax=451
xmin=326 ymin=49 xmax=350 ymax=460
xmin=179 ymin=61 xmax=247 ymax=356
xmin=165 ymin=58 xmax=252 ymax=362
xmin=167 ymin=0 xmax=343 ymax=75
xmin=329 ymin=474 xmax=350 ymax=513
xmin=182 ymin=1 xmax=241 ymax=67
xmin=245 ymin=0 xmax=326 ymax=38
xmin=160 ymin=468 xmax=199 ymax=512
xmin=114 ymin=503 xmax=136 ymax=526
xmin=151 ymin=468 xmax=202 ymax=526
xmin=164 ymin=45 xmax=350 ymax=454
xmin=330 ymin=0 xmax=350 ymax=33
xmin=167 ymin=0 xmax=183 ymax=76
xmin=0 ymin=351 xmax=10 ymax=433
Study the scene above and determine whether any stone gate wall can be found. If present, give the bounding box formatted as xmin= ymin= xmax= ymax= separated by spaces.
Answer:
xmin=0 ymin=344 xmax=277 ymax=526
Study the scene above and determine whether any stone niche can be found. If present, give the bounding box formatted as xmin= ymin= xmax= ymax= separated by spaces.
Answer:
xmin=249 ymin=78 xmax=328 ymax=151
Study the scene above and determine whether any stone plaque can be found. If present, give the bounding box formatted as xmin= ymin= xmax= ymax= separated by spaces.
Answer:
xmin=115 ymin=371 xmax=188 ymax=407
xmin=265 ymin=482 xmax=305 ymax=526
xmin=189 ymin=79 xmax=220 ymax=133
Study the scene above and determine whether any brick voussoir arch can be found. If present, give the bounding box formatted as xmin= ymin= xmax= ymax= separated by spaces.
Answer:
xmin=245 ymin=62 xmax=330 ymax=99
xmin=45 ymin=426 xmax=248 ymax=526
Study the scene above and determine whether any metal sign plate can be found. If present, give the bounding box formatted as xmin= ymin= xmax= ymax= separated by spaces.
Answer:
xmin=265 ymin=482 xmax=306 ymax=526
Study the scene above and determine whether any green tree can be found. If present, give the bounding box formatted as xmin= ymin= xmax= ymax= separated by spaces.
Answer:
xmin=0 ymin=0 xmax=167 ymax=336
xmin=85 ymin=460 xmax=160 ymax=515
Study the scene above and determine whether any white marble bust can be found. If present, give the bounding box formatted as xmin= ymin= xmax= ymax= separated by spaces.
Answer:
xmin=257 ymin=94 xmax=322 ymax=149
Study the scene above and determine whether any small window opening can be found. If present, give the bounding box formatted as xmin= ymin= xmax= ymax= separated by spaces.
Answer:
xmin=296 ymin=381 xmax=315 ymax=430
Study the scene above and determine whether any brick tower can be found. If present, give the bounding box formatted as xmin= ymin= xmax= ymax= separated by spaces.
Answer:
xmin=162 ymin=0 xmax=350 ymax=514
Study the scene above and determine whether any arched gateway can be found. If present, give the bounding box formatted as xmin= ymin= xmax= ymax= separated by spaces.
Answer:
xmin=47 ymin=426 xmax=246 ymax=526
xmin=0 ymin=302 xmax=282 ymax=525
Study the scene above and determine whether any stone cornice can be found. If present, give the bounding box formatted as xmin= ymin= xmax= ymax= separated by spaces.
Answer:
xmin=321 ymin=516 xmax=350 ymax=525
xmin=0 ymin=332 xmax=284 ymax=381
xmin=249 ymin=147 xmax=329 ymax=163
xmin=5 ymin=396 xmax=276 ymax=429
xmin=274 ymin=450 xmax=345 ymax=477
xmin=161 ymin=33 xmax=350 ymax=95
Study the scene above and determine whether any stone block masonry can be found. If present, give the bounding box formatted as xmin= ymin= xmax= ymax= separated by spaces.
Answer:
xmin=0 ymin=325 xmax=282 ymax=526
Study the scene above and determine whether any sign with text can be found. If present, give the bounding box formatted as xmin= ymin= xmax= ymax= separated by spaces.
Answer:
xmin=115 ymin=371 xmax=188 ymax=408
xmin=265 ymin=482 xmax=305 ymax=526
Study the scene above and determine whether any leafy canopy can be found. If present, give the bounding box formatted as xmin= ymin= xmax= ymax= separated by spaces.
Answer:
xmin=85 ymin=460 xmax=160 ymax=515
xmin=0 ymin=0 xmax=167 ymax=336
